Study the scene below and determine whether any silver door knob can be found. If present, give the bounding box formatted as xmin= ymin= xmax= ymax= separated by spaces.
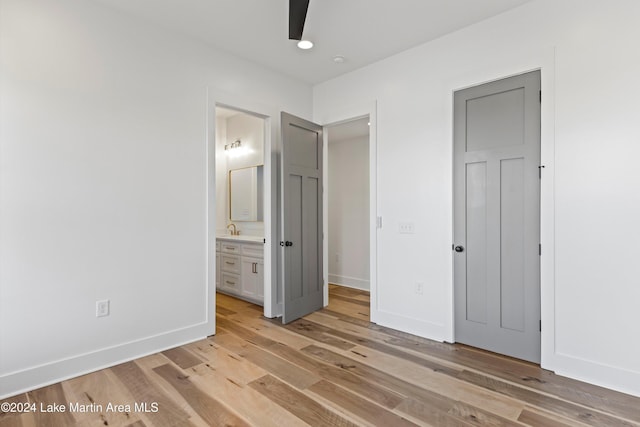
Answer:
xmin=454 ymin=245 xmax=464 ymax=253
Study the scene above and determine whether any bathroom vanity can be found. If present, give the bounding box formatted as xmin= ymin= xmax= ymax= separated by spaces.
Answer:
xmin=216 ymin=235 xmax=264 ymax=306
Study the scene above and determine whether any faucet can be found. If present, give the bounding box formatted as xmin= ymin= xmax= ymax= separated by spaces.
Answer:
xmin=226 ymin=223 xmax=239 ymax=236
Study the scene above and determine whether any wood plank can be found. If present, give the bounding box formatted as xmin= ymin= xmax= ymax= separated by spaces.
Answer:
xmin=447 ymin=401 xmax=523 ymax=426
xmin=0 ymin=394 xmax=29 ymax=425
xmin=184 ymin=340 xmax=268 ymax=386
xmin=458 ymin=369 xmax=637 ymax=427
xmin=152 ymin=363 xmax=251 ymax=427
xmin=186 ymin=363 xmax=309 ymax=427
xmin=27 ymin=383 xmax=76 ymax=427
xmin=0 ymin=395 xmax=36 ymax=427
xmin=249 ymin=375 xmax=359 ymax=427
xmin=328 ymin=284 xmax=370 ymax=300
xmin=307 ymin=343 xmax=525 ymax=420
xmin=324 ymin=298 xmax=370 ymax=319
xmin=328 ymin=293 xmax=370 ymax=307
xmin=62 ymin=369 xmax=144 ymax=427
xmin=518 ymin=408 xmax=582 ymax=427
xmin=161 ymin=347 xmax=204 ymax=370
xmin=324 ymin=306 xmax=640 ymax=425
xmin=280 ymin=318 xmax=459 ymax=377
xmin=6 ymin=288 xmax=640 ymax=427
xmin=275 ymin=318 xmax=357 ymax=351
xmin=110 ymin=361 xmax=193 ymax=427
xmin=307 ymin=310 xmax=462 ymax=371
xmin=215 ymin=305 xmax=236 ymax=316
xmin=397 ymin=398 xmax=476 ymax=427
xmin=219 ymin=316 xmax=406 ymax=409
xmin=308 ymin=380 xmax=419 ymax=427
xmin=211 ymin=329 xmax=321 ymax=390
xmin=301 ymin=344 xmax=523 ymax=421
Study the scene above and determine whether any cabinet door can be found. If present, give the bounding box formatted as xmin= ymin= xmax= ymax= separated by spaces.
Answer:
xmin=221 ymin=254 xmax=241 ymax=274
xmin=241 ymin=257 xmax=264 ymax=300
xmin=222 ymin=272 xmax=241 ymax=293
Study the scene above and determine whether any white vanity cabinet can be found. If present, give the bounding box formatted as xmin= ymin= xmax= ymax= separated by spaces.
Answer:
xmin=216 ymin=237 xmax=264 ymax=305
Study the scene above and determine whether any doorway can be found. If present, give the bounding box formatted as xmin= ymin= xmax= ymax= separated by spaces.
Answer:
xmin=278 ymin=108 xmax=376 ymax=324
xmin=326 ymin=117 xmax=371 ymax=318
xmin=214 ymin=106 xmax=268 ymax=312
xmin=453 ymin=71 xmax=541 ymax=363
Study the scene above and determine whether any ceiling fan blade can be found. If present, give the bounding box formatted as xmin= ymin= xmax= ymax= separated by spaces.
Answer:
xmin=289 ymin=0 xmax=310 ymax=40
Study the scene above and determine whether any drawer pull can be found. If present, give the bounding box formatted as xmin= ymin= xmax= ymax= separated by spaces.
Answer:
xmin=225 ymin=261 xmax=235 ymax=265
xmin=225 ymin=246 xmax=236 ymax=251
xmin=225 ymin=280 xmax=236 ymax=286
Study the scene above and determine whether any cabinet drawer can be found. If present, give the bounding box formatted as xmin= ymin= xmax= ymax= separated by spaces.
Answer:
xmin=221 ymin=254 xmax=241 ymax=274
xmin=220 ymin=242 xmax=241 ymax=254
xmin=242 ymin=243 xmax=264 ymax=258
xmin=221 ymin=272 xmax=240 ymax=292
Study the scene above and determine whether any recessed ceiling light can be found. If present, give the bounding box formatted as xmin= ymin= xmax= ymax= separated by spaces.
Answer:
xmin=297 ymin=40 xmax=313 ymax=50
xmin=333 ymin=55 xmax=345 ymax=64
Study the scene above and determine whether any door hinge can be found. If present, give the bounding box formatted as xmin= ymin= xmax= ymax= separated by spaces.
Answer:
xmin=539 ymin=90 xmax=542 ymax=103
xmin=539 ymin=320 xmax=542 ymax=332
xmin=376 ymin=216 xmax=383 ymax=229
xmin=538 ymin=165 xmax=545 ymax=179
xmin=539 ymin=244 xmax=542 ymax=256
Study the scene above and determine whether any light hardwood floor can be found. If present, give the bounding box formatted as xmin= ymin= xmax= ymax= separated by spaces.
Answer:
xmin=2 ymin=285 xmax=639 ymax=426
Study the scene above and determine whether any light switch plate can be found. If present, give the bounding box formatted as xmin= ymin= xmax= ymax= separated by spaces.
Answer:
xmin=399 ymin=222 xmax=415 ymax=234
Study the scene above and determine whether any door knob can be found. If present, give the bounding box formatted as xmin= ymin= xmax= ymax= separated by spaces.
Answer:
xmin=285 ymin=241 xmax=293 ymax=247
xmin=454 ymin=245 xmax=464 ymax=253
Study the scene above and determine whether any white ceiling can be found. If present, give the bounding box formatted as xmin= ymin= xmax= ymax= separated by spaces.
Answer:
xmin=93 ymin=0 xmax=533 ymax=84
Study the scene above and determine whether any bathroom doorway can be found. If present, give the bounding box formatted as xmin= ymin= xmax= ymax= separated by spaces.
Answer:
xmin=214 ymin=106 xmax=268 ymax=311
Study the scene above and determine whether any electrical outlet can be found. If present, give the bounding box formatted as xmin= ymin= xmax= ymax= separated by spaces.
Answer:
xmin=415 ymin=282 xmax=424 ymax=295
xmin=399 ymin=222 xmax=415 ymax=234
xmin=96 ymin=300 xmax=110 ymax=317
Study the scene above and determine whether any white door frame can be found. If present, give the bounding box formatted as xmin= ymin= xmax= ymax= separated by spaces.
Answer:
xmin=316 ymin=101 xmax=379 ymax=321
xmin=207 ymin=89 xmax=280 ymax=320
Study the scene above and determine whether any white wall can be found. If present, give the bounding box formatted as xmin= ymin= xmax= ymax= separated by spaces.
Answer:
xmin=328 ymin=136 xmax=370 ymax=289
xmin=313 ymin=0 xmax=640 ymax=397
xmin=0 ymin=0 xmax=311 ymax=398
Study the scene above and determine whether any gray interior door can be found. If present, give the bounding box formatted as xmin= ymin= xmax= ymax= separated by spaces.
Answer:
xmin=281 ymin=112 xmax=323 ymax=324
xmin=453 ymin=71 xmax=541 ymax=363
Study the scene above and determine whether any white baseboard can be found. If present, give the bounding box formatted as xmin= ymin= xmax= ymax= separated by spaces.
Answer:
xmin=328 ymin=274 xmax=369 ymax=290
xmin=0 ymin=322 xmax=212 ymax=400
xmin=550 ymin=352 xmax=640 ymax=398
xmin=371 ymin=309 xmax=446 ymax=343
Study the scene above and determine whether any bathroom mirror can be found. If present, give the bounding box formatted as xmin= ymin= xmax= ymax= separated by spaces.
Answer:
xmin=229 ymin=165 xmax=263 ymax=221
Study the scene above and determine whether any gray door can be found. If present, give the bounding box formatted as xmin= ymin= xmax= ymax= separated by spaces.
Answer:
xmin=281 ymin=112 xmax=323 ymax=324
xmin=453 ymin=71 xmax=541 ymax=363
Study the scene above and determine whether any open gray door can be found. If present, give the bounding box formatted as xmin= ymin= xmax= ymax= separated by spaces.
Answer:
xmin=281 ymin=112 xmax=323 ymax=323
xmin=453 ymin=71 xmax=541 ymax=363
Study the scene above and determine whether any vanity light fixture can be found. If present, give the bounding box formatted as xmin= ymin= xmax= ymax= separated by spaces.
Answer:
xmin=225 ymin=139 xmax=242 ymax=151
xmin=225 ymin=139 xmax=251 ymax=158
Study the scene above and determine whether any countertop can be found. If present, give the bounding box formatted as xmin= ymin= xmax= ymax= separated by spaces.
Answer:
xmin=217 ymin=235 xmax=264 ymax=243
